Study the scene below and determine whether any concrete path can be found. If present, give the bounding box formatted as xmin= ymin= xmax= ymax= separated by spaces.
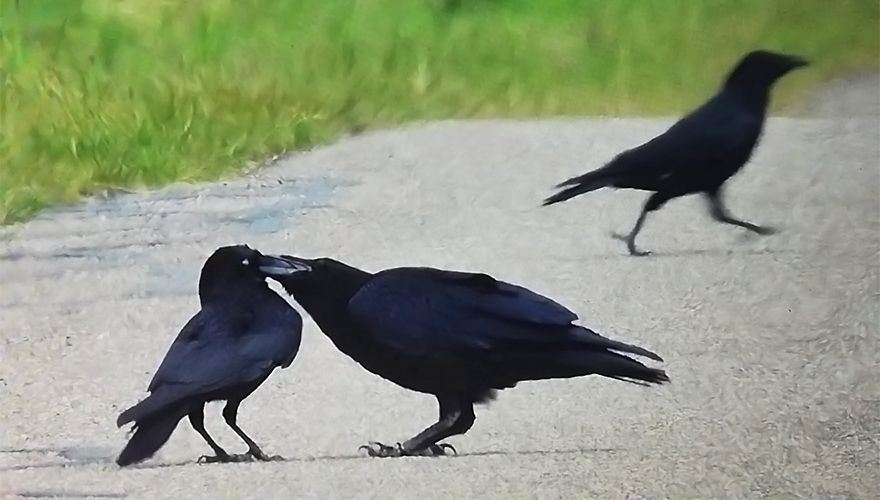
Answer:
xmin=1 ymin=76 xmax=878 ymax=499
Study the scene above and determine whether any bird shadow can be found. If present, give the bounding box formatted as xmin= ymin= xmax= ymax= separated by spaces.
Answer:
xmin=634 ymin=247 xmax=795 ymax=259
xmin=0 ymin=445 xmax=618 ymax=472
xmin=5 ymin=491 xmax=126 ymax=499
xmin=0 ymin=447 xmax=127 ymax=499
xmin=0 ymin=445 xmax=118 ymax=472
xmin=557 ymin=246 xmax=797 ymax=262
xmin=0 ymin=447 xmax=61 ymax=454
xmin=459 ymin=446 xmax=617 ymax=457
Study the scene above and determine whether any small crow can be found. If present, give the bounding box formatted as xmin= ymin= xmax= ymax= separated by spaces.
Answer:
xmin=543 ymin=50 xmax=809 ymax=256
xmin=115 ymin=245 xmax=304 ymax=466
xmin=269 ymin=255 xmax=668 ymax=457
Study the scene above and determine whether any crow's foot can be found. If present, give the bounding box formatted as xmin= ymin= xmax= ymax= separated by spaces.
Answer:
xmin=611 ymin=232 xmax=652 ymax=257
xmin=198 ymin=451 xmax=282 ymax=464
xmin=247 ymin=449 xmax=284 ymax=462
xmin=198 ymin=452 xmax=236 ymax=464
xmin=751 ymin=225 xmax=777 ymax=236
xmin=359 ymin=441 xmax=403 ymax=458
xmin=410 ymin=443 xmax=457 ymax=457
xmin=359 ymin=441 xmax=457 ymax=458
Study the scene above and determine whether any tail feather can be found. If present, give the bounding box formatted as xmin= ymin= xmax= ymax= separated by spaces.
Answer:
xmin=574 ymin=326 xmax=664 ymax=362
xmin=590 ymin=350 xmax=670 ymax=385
xmin=117 ymin=389 xmax=182 ymax=428
xmin=554 ymin=171 xmax=600 ymax=189
xmin=595 ymin=337 xmax=664 ymax=363
xmin=543 ymin=171 xmax=612 ymax=206
xmin=498 ymin=349 xmax=668 ymax=386
xmin=568 ymin=327 xmax=669 ymax=385
xmin=116 ymin=409 xmax=185 ymax=467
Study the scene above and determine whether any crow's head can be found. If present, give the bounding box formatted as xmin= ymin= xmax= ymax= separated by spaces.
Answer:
xmin=198 ymin=244 xmax=308 ymax=297
xmin=725 ymin=50 xmax=809 ymax=89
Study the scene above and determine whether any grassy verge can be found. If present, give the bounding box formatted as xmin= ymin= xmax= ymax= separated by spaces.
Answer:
xmin=1 ymin=0 xmax=877 ymax=224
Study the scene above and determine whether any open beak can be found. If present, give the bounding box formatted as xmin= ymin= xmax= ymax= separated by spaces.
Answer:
xmin=258 ymin=254 xmax=311 ymax=276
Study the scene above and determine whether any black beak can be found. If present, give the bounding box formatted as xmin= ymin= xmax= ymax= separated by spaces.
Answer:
xmin=788 ymin=55 xmax=809 ymax=69
xmin=257 ymin=254 xmax=311 ymax=276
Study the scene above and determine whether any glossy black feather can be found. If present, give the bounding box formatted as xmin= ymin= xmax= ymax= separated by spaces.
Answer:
xmin=272 ymin=257 xmax=667 ymax=455
xmin=542 ymin=50 xmax=808 ymax=255
xmin=115 ymin=246 xmax=302 ymax=466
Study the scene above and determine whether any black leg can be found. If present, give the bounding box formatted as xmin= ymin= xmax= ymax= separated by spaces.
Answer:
xmin=705 ymin=189 xmax=776 ymax=235
xmin=612 ymin=192 xmax=671 ymax=256
xmin=403 ymin=398 xmax=475 ymax=455
xmin=222 ymin=399 xmax=283 ymax=462
xmin=360 ymin=396 xmax=475 ymax=458
xmin=189 ymin=405 xmax=233 ymax=464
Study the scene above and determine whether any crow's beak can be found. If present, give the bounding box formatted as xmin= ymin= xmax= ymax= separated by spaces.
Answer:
xmin=258 ymin=254 xmax=311 ymax=276
xmin=788 ymin=55 xmax=809 ymax=69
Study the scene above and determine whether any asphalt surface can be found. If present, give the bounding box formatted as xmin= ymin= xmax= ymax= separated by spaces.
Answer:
xmin=1 ymin=76 xmax=878 ymax=499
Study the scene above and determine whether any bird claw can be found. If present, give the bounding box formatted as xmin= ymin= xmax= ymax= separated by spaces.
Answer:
xmin=752 ymin=225 xmax=777 ymax=236
xmin=611 ymin=232 xmax=651 ymax=257
xmin=358 ymin=441 xmax=456 ymax=458
xmin=197 ymin=450 xmax=281 ymax=464
xmin=197 ymin=453 xmax=233 ymax=464
xmin=249 ymin=450 xmax=284 ymax=462
xmin=421 ymin=443 xmax=457 ymax=457
xmin=611 ymin=232 xmax=651 ymax=256
xmin=358 ymin=441 xmax=404 ymax=458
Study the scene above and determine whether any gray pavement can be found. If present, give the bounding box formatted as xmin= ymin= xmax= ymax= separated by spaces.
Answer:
xmin=1 ymin=77 xmax=878 ymax=499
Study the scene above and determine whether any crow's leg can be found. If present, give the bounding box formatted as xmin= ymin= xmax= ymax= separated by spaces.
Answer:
xmin=705 ymin=188 xmax=776 ymax=235
xmin=612 ymin=191 xmax=673 ymax=256
xmin=220 ymin=398 xmax=283 ymax=462
xmin=360 ymin=397 xmax=475 ymax=458
xmin=190 ymin=405 xmax=234 ymax=464
xmin=401 ymin=398 xmax=475 ymax=456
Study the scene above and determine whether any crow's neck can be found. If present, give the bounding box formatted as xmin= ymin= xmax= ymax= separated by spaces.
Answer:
xmin=285 ymin=271 xmax=372 ymax=331
xmin=198 ymin=276 xmax=267 ymax=307
xmin=723 ymin=72 xmax=772 ymax=113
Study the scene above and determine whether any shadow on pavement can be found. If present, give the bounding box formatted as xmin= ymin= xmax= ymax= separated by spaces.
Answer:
xmin=6 ymin=491 xmax=126 ymax=499
xmin=0 ymin=445 xmax=620 ymax=472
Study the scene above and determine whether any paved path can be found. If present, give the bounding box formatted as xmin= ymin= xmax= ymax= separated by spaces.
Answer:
xmin=1 ymin=77 xmax=878 ymax=499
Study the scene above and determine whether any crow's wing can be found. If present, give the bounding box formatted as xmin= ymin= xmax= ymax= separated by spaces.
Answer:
xmin=602 ymin=93 xmax=763 ymax=188
xmin=118 ymin=300 xmax=301 ymax=427
xmin=147 ymin=303 xmax=301 ymax=394
xmin=346 ymin=267 xmax=581 ymax=357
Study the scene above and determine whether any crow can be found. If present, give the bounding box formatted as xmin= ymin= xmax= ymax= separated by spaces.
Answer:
xmin=268 ymin=255 xmax=668 ymax=457
xmin=115 ymin=245 xmax=304 ymax=467
xmin=543 ymin=50 xmax=809 ymax=256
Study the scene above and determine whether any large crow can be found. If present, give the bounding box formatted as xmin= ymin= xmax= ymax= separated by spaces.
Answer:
xmin=269 ymin=256 xmax=668 ymax=457
xmin=543 ymin=50 xmax=808 ymax=256
xmin=115 ymin=245 xmax=304 ymax=466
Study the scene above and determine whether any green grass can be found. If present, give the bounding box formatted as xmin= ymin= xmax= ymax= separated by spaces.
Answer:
xmin=1 ymin=0 xmax=877 ymax=224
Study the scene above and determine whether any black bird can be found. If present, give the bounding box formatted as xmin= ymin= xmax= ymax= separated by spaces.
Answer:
xmin=115 ymin=245 xmax=304 ymax=467
xmin=543 ymin=50 xmax=809 ymax=256
xmin=269 ymin=256 xmax=668 ymax=458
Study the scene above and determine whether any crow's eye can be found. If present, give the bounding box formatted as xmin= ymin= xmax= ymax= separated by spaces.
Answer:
xmin=241 ymin=258 xmax=250 ymax=266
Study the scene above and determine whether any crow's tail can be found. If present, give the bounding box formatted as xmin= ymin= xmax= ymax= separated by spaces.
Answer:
xmin=542 ymin=169 xmax=614 ymax=206
xmin=571 ymin=326 xmax=669 ymax=385
xmin=116 ymin=408 xmax=186 ymax=467
xmin=580 ymin=330 xmax=664 ymax=363
xmin=117 ymin=387 xmax=186 ymax=428
xmin=588 ymin=350 xmax=669 ymax=386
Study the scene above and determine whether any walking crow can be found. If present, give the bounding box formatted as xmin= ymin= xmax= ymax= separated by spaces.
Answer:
xmin=543 ymin=50 xmax=808 ymax=255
